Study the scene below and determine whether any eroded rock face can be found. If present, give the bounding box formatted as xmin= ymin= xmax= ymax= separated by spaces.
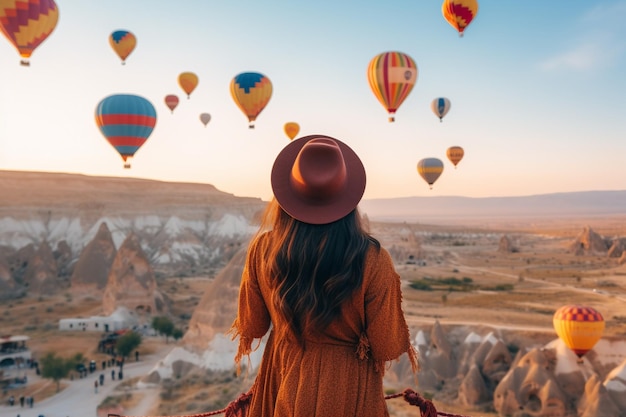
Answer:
xmin=577 ymin=374 xmax=622 ymax=417
xmin=71 ymin=222 xmax=116 ymax=293
xmin=458 ymin=364 xmax=490 ymax=406
xmin=569 ymin=226 xmax=608 ymax=255
xmin=102 ymin=232 xmax=167 ymax=317
xmin=22 ymin=241 xmax=59 ymax=294
xmin=183 ymin=247 xmax=247 ymax=351
xmin=498 ymin=235 xmax=516 ymax=253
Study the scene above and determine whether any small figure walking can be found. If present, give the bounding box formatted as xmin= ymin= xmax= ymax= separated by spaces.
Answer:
xmin=94 ymin=380 xmax=98 ymax=394
xmin=111 ymin=369 xmax=115 ymax=380
xmin=135 ymin=350 xmax=139 ymax=362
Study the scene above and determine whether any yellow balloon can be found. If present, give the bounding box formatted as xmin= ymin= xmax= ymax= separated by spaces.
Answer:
xmin=284 ymin=122 xmax=300 ymax=140
xmin=553 ymin=305 xmax=604 ymax=358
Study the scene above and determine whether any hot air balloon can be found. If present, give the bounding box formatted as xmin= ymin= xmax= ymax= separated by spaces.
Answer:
xmin=417 ymin=158 xmax=444 ymax=189
xmin=442 ymin=0 xmax=478 ymax=37
xmin=200 ymin=113 xmax=211 ymax=127
xmin=367 ymin=51 xmax=418 ymax=122
xmin=230 ymin=72 xmax=273 ymax=129
xmin=178 ymin=72 xmax=199 ymax=99
xmin=164 ymin=95 xmax=179 ymax=114
xmin=109 ymin=30 xmax=136 ymax=65
xmin=431 ymin=97 xmax=451 ymax=122
xmin=446 ymin=146 xmax=464 ymax=168
xmin=0 ymin=0 xmax=59 ymax=66
xmin=95 ymin=94 xmax=157 ymax=169
xmin=553 ymin=305 xmax=605 ymax=360
xmin=284 ymin=122 xmax=299 ymax=140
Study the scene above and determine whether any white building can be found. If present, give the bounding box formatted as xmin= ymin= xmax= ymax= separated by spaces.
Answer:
xmin=59 ymin=307 xmax=137 ymax=332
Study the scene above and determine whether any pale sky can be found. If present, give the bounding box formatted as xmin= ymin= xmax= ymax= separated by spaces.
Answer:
xmin=1 ymin=1 xmax=625 ymax=201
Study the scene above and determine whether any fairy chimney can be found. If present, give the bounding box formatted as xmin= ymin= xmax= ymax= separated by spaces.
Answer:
xmin=102 ymin=232 xmax=167 ymax=316
xmin=607 ymin=239 xmax=625 ymax=258
xmin=183 ymin=246 xmax=247 ymax=351
xmin=71 ymin=222 xmax=117 ymax=294
xmin=569 ymin=226 xmax=608 ymax=254
xmin=498 ymin=235 xmax=516 ymax=253
xmin=458 ymin=363 xmax=490 ymax=406
xmin=22 ymin=241 xmax=59 ymax=294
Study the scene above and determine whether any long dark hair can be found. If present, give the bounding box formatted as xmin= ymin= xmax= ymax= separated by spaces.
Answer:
xmin=255 ymin=199 xmax=380 ymax=341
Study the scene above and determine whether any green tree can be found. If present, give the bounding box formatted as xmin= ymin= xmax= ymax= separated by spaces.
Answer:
xmin=40 ymin=352 xmax=73 ymax=392
xmin=152 ymin=316 xmax=175 ymax=342
xmin=116 ymin=331 xmax=142 ymax=359
xmin=172 ymin=327 xmax=184 ymax=341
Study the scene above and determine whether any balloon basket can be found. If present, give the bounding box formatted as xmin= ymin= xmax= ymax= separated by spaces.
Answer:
xmin=248 ymin=124 xmax=255 ymax=129
xmin=124 ymin=163 xmax=131 ymax=169
xmin=20 ymin=60 xmax=30 ymax=67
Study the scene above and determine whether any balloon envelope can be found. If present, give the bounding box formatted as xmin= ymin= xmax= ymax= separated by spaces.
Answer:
xmin=446 ymin=146 xmax=464 ymax=168
xmin=442 ymin=0 xmax=478 ymax=36
xmin=0 ymin=0 xmax=59 ymax=66
xmin=417 ymin=158 xmax=444 ymax=189
xmin=109 ymin=30 xmax=136 ymax=64
xmin=431 ymin=97 xmax=451 ymax=122
xmin=178 ymin=72 xmax=199 ymax=98
xmin=284 ymin=122 xmax=299 ymax=140
xmin=164 ymin=95 xmax=179 ymax=113
xmin=95 ymin=94 xmax=157 ymax=168
xmin=553 ymin=305 xmax=604 ymax=358
xmin=230 ymin=72 xmax=273 ymax=128
xmin=200 ymin=113 xmax=211 ymax=127
xmin=367 ymin=51 xmax=418 ymax=122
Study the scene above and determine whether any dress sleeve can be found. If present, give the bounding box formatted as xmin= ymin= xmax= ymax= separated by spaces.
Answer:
xmin=228 ymin=237 xmax=271 ymax=371
xmin=364 ymin=247 xmax=418 ymax=372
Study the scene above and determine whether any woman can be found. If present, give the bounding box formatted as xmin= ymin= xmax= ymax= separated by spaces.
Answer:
xmin=229 ymin=135 xmax=418 ymax=416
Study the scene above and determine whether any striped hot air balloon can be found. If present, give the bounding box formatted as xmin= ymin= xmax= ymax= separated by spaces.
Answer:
xmin=109 ymin=30 xmax=137 ymax=65
xmin=367 ymin=51 xmax=418 ymax=122
xmin=230 ymin=72 xmax=273 ymax=129
xmin=442 ymin=0 xmax=478 ymax=37
xmin=431 ymin=97 xmax=451 ymax=122
xmin=0 ymin=0 xmax=59 ymax=66
xmin=417 ymin=158 xmax=444 ymax=189
xmin=95 ymin=94 xmax=157 ymax=169
xmin=553 ymin=305 xmax=605 ymax=359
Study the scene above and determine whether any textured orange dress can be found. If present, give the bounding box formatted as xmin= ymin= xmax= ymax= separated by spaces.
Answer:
xmin=230 ymin=233 xmax=418 ymax=417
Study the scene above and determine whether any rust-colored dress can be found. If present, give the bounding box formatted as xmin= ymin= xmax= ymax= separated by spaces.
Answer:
xmin=230 ymin=233 xmax=418 ymax=417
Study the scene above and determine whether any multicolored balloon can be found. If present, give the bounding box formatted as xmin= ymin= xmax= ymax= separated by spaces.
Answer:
xmin=95 ymin=94 xmax=157 ymax=169
xmin=442 ymin=0 xmax=478 ymax=37
xmin=431 ymin=97 xmax=451 ymax=122
xmin=367 ymin=51 xmax=418 ymax=122
xmin=109 ymin=30 xmax=136 ymax=65
xmin=553 ymin=305 xmax=605 ymax=359
xmin=178 ymin=72 xmax=199 ymax=99
xmin=164 ymin=95 xmax=179 ymax=113
xmin=417 ymin=158 xmax=444 ymax=189
xmin=0 ymin=0 xmax=59 ymax=66
xmin=230 ymin=72 xmax=273 ymax=129
xmin=446 ymin=146 xmax=464 ymax=168
xmin=284 ymin=122 xmax=300 ymax=140
xmin=200 ymin=113 xmax=211 ymax=127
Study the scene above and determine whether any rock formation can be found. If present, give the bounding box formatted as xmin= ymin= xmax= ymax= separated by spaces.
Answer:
xmin=53 ymin=240 xmax=74 ymax=278
xmin=498 ymin=235 xmax=517 ymax=253
xmin=183 ymin=246 xmax=247 ymax=351
xmin=607 ymin=239 xmax=625 ymax=258
xmin=458 ymin=364 xmax=490 ymax=406
xmin=71 ymin=222 xmax=116 ymax=294
xmin=22 ymin=241 xmax=59 ymax=294
xmin=569 ymin=226 xmax=608 ymax=255
xmin=102 ymin=232 xmax=167 ymax=317
xmin=577 ymin=374 xmax=622 ymax=417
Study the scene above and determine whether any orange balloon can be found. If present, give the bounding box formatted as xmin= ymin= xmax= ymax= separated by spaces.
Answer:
xmin=446 ymin=146 xmax=464 ymax=168
xmin=284 ymin=122 xmax=300 ymax=140
xmin=178 ymin=72 xmax=199 ymax=99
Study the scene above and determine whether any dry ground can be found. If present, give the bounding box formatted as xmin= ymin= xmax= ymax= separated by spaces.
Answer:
xmin=2 ymin=215 xmax=625 ymax=417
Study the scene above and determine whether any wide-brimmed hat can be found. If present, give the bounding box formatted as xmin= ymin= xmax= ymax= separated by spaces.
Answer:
xmin=271 ymin=135 xmax=366 ymax=225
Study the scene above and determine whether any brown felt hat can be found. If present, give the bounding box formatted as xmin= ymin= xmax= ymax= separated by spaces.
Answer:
xmin=271 ymin=135 xmax=366 ymax=225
